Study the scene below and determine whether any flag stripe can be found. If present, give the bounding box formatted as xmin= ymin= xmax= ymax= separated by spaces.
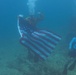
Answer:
xmin=32 ymin=33 xmax=55 ymax=49
xmin=28 ymin=37 xmax=51 ymax=55
xmin=39 ymin=30 xmax=61 ymax=41
xmin=21 ymin=37 xmax=50 ymax=57
xmin=20 ymin=38 xmax=46 ymax=60
xmin=23 ymin=32 xmax=55 ymax=50
xmin=33 ymin=31 xmax=58 ymax=45
xmin=30 ymin=33 xmax=55 ymax=50
xmin=32 ymin=32 xmax=56 ymax=48
xmin=25 ymin=35 xmax=52 ymax=53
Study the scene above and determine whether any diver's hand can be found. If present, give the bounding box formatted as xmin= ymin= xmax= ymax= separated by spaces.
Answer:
xmin=37 ymin=12 xmax=44 ymax=20
xmin=18 ymin=14 xmax=24 ymax=18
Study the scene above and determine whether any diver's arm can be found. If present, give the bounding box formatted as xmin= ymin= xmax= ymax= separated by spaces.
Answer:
xmin=69 ymin=37 xmax=76 ymax=49
xmin=36 ymin=12 xmax=44 ymax=23
xmin=18 ymin=15 xmax=27 ymax=27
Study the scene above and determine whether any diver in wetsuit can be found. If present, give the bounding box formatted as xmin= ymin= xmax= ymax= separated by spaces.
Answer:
xmin=18 ymin=12 xmax=44 ymax=62
xmin=63 ymin=37 xmax=76 ymax=75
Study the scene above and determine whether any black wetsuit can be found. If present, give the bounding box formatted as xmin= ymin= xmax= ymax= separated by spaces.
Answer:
xmin=19 ymin=16 xmax=40 ymax=62
xmin=19 ymin=16 xmax=37 ymax=35
xmin=69 ymin=42 xmax=76 ymax=58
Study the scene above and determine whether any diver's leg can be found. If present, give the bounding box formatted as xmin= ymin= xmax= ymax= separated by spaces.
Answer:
xmin=68 ymin=59 xmax=76 ymax=71
xmin=62 ymin=58 xmax=73 ymax=75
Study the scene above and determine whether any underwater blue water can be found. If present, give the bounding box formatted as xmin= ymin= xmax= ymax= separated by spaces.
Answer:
xmin=0 ymin=0 xmax=76 ymax=74
xmin=0 ymin=0 xmax=75 ymax=40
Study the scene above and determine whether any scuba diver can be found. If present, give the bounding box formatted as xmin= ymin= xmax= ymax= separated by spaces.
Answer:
xmin=63 ymin=37 xmax=76 ymax=75
xmin=18 ymin=12 xmax=44 ymax=62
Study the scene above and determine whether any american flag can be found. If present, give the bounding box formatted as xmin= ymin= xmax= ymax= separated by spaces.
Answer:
xmin=17 ymin=15 xmax=61 ymax=60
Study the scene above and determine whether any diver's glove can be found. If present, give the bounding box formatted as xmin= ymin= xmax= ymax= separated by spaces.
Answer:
xmin=69 ymin=37 xmax=76 ymax=50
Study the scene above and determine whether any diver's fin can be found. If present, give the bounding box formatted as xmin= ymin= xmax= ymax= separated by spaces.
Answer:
xmin=62 ymin=67 xmax=68 ymax=75
xmin=62 ymin=63 xmax=68 ymax=75
xmin=62 ymin=59 xmax=72 ymax=75
xmin=68 ymin=59 xmax=76 ymax=71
